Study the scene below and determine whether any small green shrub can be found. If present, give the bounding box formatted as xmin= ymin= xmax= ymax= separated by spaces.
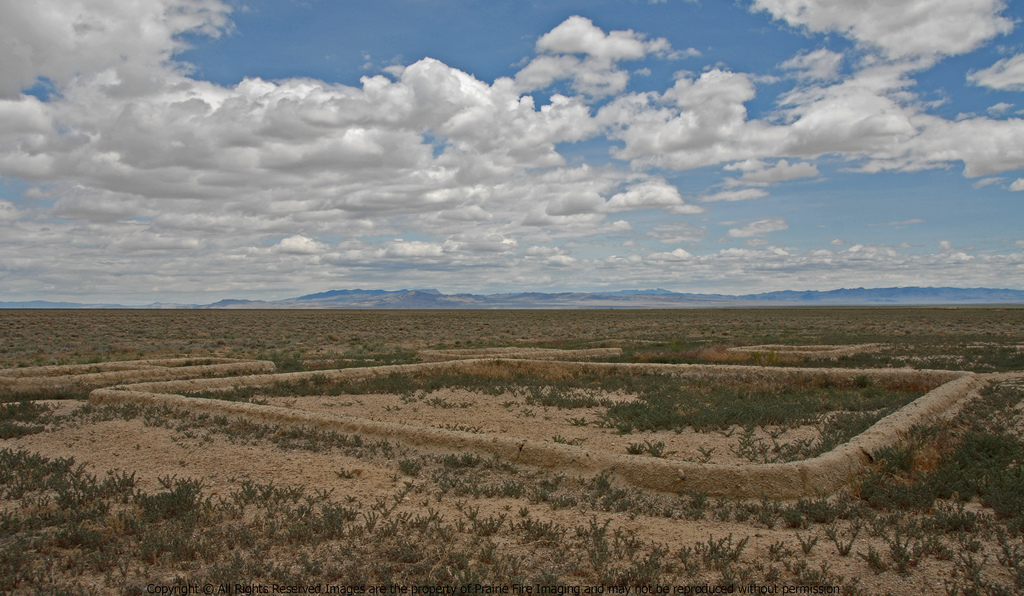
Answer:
xmin=137 ymin=478 xmax=205 ymax=522
xmin=398 ymin=459 xmax=422 ymax=477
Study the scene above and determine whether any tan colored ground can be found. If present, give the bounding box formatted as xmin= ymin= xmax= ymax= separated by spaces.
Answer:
xmin=5 ymin=396 xmax=1019 ymax=595
xmin=7 ymin=400 xmax=395 ymax=500
xmin=257 ymin=389 xmax=821 ymax=467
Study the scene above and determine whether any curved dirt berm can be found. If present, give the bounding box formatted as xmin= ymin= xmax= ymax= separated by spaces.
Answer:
xmin=89 ymin=359 xmax=983 ymax=498
xmin=1 ymin=358 xmax=276 ymax=394
xmin=101 ymin=358 xmax=966 ymax=397
xmin=418 ymin=347 xmax=622 ymax=362
xmin=727 ymin=344 xmax=886 ymax=359
xmin=0 ymin=358 xmax=250 ymax=379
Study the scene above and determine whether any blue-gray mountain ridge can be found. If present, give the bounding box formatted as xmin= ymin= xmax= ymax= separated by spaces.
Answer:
xmin=3 ymin=287 xmax=1024 ymax=309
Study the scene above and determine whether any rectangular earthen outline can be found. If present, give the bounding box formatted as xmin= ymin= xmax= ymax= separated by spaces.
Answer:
xmin=87 ymin=359 xmax=983 ymax=499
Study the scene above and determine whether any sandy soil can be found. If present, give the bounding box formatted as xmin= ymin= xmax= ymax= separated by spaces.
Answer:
xmin=7 ymin=401 xmax=395 ymax=500
xmin=256 ymin=389 xmax=823 ymax=467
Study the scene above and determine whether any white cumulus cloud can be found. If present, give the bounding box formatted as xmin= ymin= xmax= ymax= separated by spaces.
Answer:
xmin=751 ymin=0 xmax=1012 ymax=60
xmin=604 ymin=180 xmax=702 ymax=213
xmin=969 ymin=54 xmax=1024 ymax=91
xmin=0 ymin=200 xmax=21 ymax=224
xmin=384 ymin=241 xmax=445 ymax=259
xmin=725 ymin=159 xmax=819 ymax=184
xmin=276 ymin=235 xmax=327 ymax=255
xmin=648 ymin=248 xmax=694 ymax=261
xmin=1 ymin=3 xmax=1023 ymax=301
xmin=780 ymin=48 xmax=843 ymax=81
xmin=727 ymin=218 xmax=789 ymax=238
xmin=517 ymin=16 xmax=677 ymax=98
xmin=700 ymin=188 xmax=770 ymax=203
xmin=535 ymin=16 xmax=671 ymax=61
xmin=0 ymin=0 xmax=232 ymax=99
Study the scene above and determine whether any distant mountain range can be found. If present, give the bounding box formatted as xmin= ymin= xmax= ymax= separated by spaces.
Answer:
xmin=3 ymin=287 xmax=1024 ymax=309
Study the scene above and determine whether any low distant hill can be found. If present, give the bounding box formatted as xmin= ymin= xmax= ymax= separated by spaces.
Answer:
xmin=0 ymin=300 xmax=126 ymax=309
xmin=737 ymin=287 xmax=1024 ymax=304
xmin=248 ymin=286 xmax=1024 ymax=309
xmin=3 ymin=286 xmax=1023 ymax=309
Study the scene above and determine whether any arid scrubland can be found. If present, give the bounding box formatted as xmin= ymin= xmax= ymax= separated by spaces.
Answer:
xmin=2 ymin=308 xmax=1024 ymax=594
xmin=2 ymin=308 xmax=1023 ymax=372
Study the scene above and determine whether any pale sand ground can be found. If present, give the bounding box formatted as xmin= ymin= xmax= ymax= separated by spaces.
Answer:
xmin=5 ymin=398 xmax=1008 ymax=595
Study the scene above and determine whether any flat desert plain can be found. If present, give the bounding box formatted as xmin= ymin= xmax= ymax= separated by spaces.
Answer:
xmin=2 ymin=308 xmax=1024 ymax=595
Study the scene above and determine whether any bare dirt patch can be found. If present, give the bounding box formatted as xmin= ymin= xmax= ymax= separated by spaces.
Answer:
xmin=5 ymin=403 xmax=397 ymax=500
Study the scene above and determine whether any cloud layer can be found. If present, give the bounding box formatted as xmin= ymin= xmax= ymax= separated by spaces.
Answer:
xmin=0 ymin=0 xmax=1022 ymax=301
xmin=752 ymin=0 xmax=1012 ymax=59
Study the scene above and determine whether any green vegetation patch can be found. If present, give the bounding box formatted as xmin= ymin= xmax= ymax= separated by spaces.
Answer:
xmin=598 ymin=374 xmax=924 ymax=435
xmin=0 ymin=384 xmax=91 ymax=404
xmin=259 ymin=346 xmax=419 ymax=373
xmin=0 ymin=400 xmax=51 ymax=438
xmin=857 ymin=382 xmax=1024 ymax=527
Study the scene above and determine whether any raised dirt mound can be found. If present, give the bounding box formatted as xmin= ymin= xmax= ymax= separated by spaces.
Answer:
xmin=417 ymin=347 xmax=622 ymax=361
xmin=728 ymin=343 xmax=885 ymax=359
xmin=1 ymin=358 xmax=275 ymax=395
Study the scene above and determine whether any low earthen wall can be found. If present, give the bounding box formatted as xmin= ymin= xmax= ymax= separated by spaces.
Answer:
xmin=1 ymin=358 xmax=275 ymax=393
xmin=89 ymin=358 xmax=982 ymax=498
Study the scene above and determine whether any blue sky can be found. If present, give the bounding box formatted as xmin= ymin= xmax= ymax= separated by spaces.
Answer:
xmin=1 ymin=0 xmax=1023 ymax=303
